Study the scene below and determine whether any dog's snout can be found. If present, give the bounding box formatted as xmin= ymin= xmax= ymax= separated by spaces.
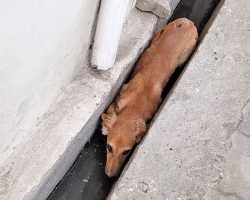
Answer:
xmin=105 ymin=167 xmax=112 ymax=177
xmin=105 ymin=166 xmax=118 ymax=178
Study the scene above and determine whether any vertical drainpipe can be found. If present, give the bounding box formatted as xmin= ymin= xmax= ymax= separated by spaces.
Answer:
xmin=91 ymin=0 xmax=137 ymax=70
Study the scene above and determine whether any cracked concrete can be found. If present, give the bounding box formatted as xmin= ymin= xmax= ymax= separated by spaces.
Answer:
xmin=238 ymin=100 xmax=250 ymax=137
xmin=216 ymin=130 xmax=250 ymax=200
xmin=109 ymin=0 xmax=250 ymax=199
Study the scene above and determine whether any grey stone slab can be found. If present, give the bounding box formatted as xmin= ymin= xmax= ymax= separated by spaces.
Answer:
xmin=136 ymin=0 xmax=181 ymax=19
xmin=109 ymin=0 xmax=250 ymax=199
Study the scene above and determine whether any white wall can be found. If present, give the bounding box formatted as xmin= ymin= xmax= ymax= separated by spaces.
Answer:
xmin=0 ymin=0 xmax=100 ymax=163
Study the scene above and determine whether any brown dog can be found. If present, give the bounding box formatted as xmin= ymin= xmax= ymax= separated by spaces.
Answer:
xmin=101 ymin=18 xmax=198 ymax=177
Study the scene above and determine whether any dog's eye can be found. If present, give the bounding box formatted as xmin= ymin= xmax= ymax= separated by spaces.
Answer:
xmin=122 ymin=149 xmax=131 ymax=156
xmin=107 ymin=144 xmax=113 ymax=153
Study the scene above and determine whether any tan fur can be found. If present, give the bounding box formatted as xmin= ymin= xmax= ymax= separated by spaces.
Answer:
xmin=102 ymin=18 xmax=198 ymax=177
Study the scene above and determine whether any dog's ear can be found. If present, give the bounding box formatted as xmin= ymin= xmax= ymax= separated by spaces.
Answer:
xmin=101 ymin=112 xmax=117 ymax=130
xmin=134 ymin=118 xmax=146 ymax=143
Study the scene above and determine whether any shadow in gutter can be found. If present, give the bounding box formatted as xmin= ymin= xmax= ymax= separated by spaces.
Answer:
xmin=47 ymin=0 xmax=221 ymax=199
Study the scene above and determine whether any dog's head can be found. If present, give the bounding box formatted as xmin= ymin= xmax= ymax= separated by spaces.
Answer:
xmin=101 ymin=111 xmax=146 ymax=177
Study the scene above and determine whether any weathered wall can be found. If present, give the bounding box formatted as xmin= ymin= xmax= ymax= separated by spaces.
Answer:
xmin=0 ymin=0 xmax=100 ymax=164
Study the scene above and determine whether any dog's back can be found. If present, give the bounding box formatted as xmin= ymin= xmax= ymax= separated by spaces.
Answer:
xmin=102 ymin=18 xmax=198 ymax=177
xmin=116 ymin=18 xmax=198 ymax=119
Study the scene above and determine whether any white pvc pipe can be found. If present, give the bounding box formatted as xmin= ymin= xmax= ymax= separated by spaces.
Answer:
xmin=91 ymin=0 xmax=136 ymax=70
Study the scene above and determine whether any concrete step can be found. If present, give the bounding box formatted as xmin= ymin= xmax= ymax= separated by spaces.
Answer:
xmin=108 ymin=0 xmax=250 ymax=199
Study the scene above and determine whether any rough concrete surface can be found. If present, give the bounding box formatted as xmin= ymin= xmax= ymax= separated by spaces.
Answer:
xmin=136 ymin=0 xmax=181 ymax=18
xmin=0 ymin=9 xmax=158 ymax=200
xmin=109 ymin=0 xmax=250 ymax=199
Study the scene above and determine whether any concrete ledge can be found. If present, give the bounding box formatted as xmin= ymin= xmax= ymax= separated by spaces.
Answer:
xmin=108 ymin=0 xmax=250 ymax=199
xmin=0 ymin=9 xmax=158 ymax=200
xmin=136 ymin=0 xmax=180 ymax=18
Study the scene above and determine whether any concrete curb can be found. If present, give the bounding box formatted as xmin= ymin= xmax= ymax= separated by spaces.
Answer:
xmin=108 ymin=0 xmax=250 ymax=199
xmin=0 ymin=9 xmax=158 ymax=200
